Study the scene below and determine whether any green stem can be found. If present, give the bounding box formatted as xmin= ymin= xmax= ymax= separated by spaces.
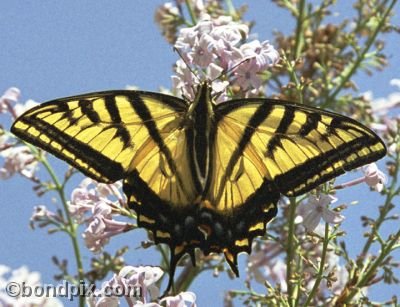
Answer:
xmin=293 ymin=0 xmax=306 ymax=59
xmin=282 ymin=52 xmax=304 ymax=104
xmin=185 ymin=0 xmax=197 ymax=25
xmin=286 ymin=198 xmax=298 ymax=307
xmin=325 ymin=0 xmax=397 ymax=106
xmin=280 ymin=0 xmax=298 ymax=15
xmin=344 ymin=228 xmax=400 ymax=303
xmin=39 ymin=154 xmax=85 ymax=307
xmin=303 ymin=223 xmax=330 ymax=307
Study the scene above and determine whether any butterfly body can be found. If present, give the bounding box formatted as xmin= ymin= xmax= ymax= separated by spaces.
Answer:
xmin=11 ymin=81 xmax=386 ymax=292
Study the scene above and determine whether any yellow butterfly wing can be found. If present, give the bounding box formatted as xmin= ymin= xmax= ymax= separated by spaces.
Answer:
xmin=203 ymin=98 xmax=386 ymax=270
xmin=11 ymin=90 xmax=198 ymax=206
xmin=209 ymin=98 xmax=387 ymax=210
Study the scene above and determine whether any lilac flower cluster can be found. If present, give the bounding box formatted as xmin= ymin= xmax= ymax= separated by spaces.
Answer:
xmin=172 ymin=14 xmax=280 ymax=101
xmin=0 ymin=88 xmax=38 ymax=180
xmin=88 ymin=266 xmax=196 ymax=307
xmin=68 ymin=178 xmax=132 ymax=253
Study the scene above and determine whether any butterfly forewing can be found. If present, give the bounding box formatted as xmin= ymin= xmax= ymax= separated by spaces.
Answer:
xmin=11 ymin=91 xmax=190 ymax=186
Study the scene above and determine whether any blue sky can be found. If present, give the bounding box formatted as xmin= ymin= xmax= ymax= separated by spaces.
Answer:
xmin=1 ymin=1 xmax=399 ymax=306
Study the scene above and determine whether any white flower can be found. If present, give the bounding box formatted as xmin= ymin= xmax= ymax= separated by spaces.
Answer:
xmin=119 ymin=266 xmax=163 ymax=302
xmin=0 ymin=87 xmax=20 ymax=113
xmin=0 ymin=145 xmax=37 ymax=180
xmin=239 ymin=40 xmax=280 ymax=70
xmin=68 ymin=178 xmax=123 ymax=223
xmin=88 ymin=266 xmax=164 ymax=306
xmin=86 ymin=295 xmax=119 ymax=307
xmin=171 ymin=59 xmax=197 ymax=100
xmin=296 ymin=194 xmax=344 ymax=231
xmin=30 ymin=205 xmax=63 ymax=229
xmin=362 ymin=163 xmax=387 ymax=192
xmin=233 ymin=61 xmax=262 ymax=90
xmin=192 ymin=34 xmax=216 ymax=67
xmin=82 ymin=202 xmax=129 ymax=252
xmin=68 ymin=178 xmax=129 ymax=251
xmin=160 ymin=291 xmax=197 ymax=307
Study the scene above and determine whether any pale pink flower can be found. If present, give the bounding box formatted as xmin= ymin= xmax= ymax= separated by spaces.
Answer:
xmin=172 ymin=14 xmax=278 ymax=99
xmin=233 ymin=61 xmax=262 ymax=90
xmin=171 ymin=60 xmax=197 ymax=100
xmin=192 ymin=34 xmax=216 ymax=67
xmin=335 ymin=163 xmax=387 ymax=192
xmin=83 ymin=202 xmax=130 ymax=252
xmin=191 ymin=0 xmax=205 ymax=13
xmin=69 ymin=178 xmax=130 ymax=251
xmin=211 ymin=15 xmax=249 ymax=39
xmin=88 ymin=266 xmax=164 ymax=306
xmin=0 ymin=134 xmax=9 ymax=151
xmin=388 ymin=142 xmax=398 ymax=155
xmin=296 ymin=195 xmax=344 ymax=231
xmin=160 ymin=291 xmax=197 ymax=307
xmin=371 ymin=93 xmax=400 ymax=115
xmin=68 ymin=178 xmax=123 ymax=223
xmin=0 ymin=87 xmax=20 ymax=114
xmin=174 ymin=16 xmax=213 ymax=63
xmin=69 ymin=178 xmax=100 ymax=222
xmin=118 ymin=266 xmax=163 ymax=303
xmin=239 ymin=40 xmax=280 ymax=70
xmin=30 ymin=205 xmax=62 ymax=229
xmin=175 ymin=14 xmax=247 ymax=69
xmin=232 ymin=40 xmax=279 ymax=91
xmin=211 ymin=23 xmax=243 ymax=47
xmin=86 ymin=265 xmax=195 ymax=307
xmin=0 ymin=145 xmax=37 ymax=180
xmin=362 ymin=163 xmax=387 ymax=192
xmin=207 ymin=63 xmax=229 ymax=102
xmin=86 ymin=295 xmax=119 ymax=307
xmin=210 ymin=17 xmax=248 ymax=69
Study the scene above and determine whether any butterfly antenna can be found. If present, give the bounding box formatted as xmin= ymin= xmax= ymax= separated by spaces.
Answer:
xmin=173 ymin=47 xmax=201 ymax=83
xmin=211 ymin=57 xmax=252 ymax=82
